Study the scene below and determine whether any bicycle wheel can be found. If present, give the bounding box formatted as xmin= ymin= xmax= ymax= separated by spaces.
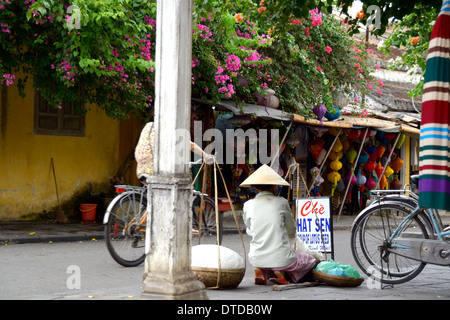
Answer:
xmin=105 ymin=192 xmax=147 ymax=267
xmin=351 ymin=203 xmax=429 ymax=285
xmin=192 ymin=196 xmax=223 ymax=245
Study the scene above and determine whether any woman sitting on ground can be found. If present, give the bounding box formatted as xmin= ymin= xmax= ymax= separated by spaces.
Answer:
xmin=240 ymin=164 xmax=317 ymax=285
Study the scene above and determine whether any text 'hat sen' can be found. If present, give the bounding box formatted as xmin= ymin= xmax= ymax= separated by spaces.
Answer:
xmin=240 ymin=164 xmax=290 ymax=187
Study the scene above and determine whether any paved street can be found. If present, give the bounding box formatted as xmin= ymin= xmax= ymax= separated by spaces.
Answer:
xmin=1 ymin=230 xmax=449 ymax=300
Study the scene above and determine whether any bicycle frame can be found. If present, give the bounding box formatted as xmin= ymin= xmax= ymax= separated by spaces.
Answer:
xmin=384 ymin=204 xmax=450 ymax=265
xmin=362 ymin=186 xmax=450 ymax=266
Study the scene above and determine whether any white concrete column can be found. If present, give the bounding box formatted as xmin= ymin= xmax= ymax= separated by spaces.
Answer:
xmin=141 ymin=0 xmax=208 ymax=300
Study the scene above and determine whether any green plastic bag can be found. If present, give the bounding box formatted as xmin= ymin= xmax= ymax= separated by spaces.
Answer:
xmin=315 ymin=259 xmax=361 ymax=278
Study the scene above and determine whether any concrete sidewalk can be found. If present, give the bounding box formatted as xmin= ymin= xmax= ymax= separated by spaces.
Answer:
xmin=1 ymin=211 xmax=448 ymax=245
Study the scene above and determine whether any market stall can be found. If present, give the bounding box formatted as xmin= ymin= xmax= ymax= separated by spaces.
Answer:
xmin=191 ymin=98 xmax=420 ymax=216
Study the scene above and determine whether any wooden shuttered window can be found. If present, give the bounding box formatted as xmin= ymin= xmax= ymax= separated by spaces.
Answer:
xmin=34 ymin=89 xmax=85 ymax=137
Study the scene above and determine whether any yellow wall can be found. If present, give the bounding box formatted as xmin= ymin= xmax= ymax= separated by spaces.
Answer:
xmin=0 ymin=75 xmax=121 ymax=220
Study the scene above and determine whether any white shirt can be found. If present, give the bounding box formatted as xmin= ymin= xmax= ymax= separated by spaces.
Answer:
xmin=243 ymin=191 xmax=297 ymax=268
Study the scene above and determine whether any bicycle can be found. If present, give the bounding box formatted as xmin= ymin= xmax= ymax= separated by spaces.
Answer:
xmin=103 ymin=165 xmax=223 ymax=267
xmin=350 ymin=175 xmax=450 ymax=285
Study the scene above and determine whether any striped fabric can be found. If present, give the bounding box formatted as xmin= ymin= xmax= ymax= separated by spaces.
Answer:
xmin=419 ymin=0 xmax=450 ymax=211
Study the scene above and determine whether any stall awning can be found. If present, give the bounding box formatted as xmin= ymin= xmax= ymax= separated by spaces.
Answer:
xmin=292 ymin=114 xmax=420 ymax=139
xmin=192 ymin=98 xmax=293 ymax=122
xmin=192 ymin=98 xmax=420 ymax=138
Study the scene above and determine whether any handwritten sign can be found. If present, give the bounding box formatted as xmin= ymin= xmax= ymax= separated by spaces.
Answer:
xmin=296 ymin=197 xmax=333 ymax=257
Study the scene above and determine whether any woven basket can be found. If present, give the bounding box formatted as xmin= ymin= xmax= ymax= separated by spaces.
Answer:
xmin=312 ymin=270 xmax=364 ymax=287
xmin=192 ymin=267 xmax=245 ymax=289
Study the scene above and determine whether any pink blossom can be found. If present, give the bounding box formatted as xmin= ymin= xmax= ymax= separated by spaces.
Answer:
xmin=309 ymin=8 xmax=322 ymax=27
xmin=225 ymin=54 xmax=241 ymax=72
xmin=376 ymin=64 xmax=381 ymax=70
xmin=377 ymin=89 xmax=382 ymax=95
xmin=325 ymin=46 xmax=332 ymax=53
xmin=2 ymin=73 xmax=15 ymax=86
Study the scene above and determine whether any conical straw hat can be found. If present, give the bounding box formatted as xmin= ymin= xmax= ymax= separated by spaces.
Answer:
xmin=240 ymin=164 xmax=290 ymax=187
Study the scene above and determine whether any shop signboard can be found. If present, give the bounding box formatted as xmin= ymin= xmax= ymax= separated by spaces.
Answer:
xmin=295 ymin=197 xmax=334 ymax=259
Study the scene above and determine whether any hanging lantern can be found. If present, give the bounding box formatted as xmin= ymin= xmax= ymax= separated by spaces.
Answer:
xmin=346 ymin=129 xmax=360 ymax=141
xmin=286 ymin=131 xmax=300 ymax=148
xmin=330 ymin=159 xmax=343 ymax=171
xmin=356 ymin=169 xmax=367 ymax=207
xmin=365 ymin=176 xmax=376 ymax=189
xmin=327 ymin=171 xmax=341 ymax=196
xmin=384 ymin=133 xmax=397 ymax=140
xmin=365 ymin=144 xmax=376 ymax=157
xmin=376 ymin=145 xmax=386 ymax=159
xmin=396 ymin=134 xmax=406 ymax=149
xmin=308 ymin=138 xmax=324 ymax=159
xmin=327 ymin=171 xmax=341 ymax=184
xmin=357 ymin=151 xmax=369 ymax=165
xmin=380 ymin=174 xmax=387 ymax=189
xmin=391 ymin=156 xmax=404 ymax=173
xmin=356 ymin=169 xmax=367 ymax=187
xmin=332 ymin=138 xmax=343 ymax=153
xmin=364 ymin=159 xmax=376 ymax=172
xmin=344 ymin=170 xmax=357 ymax=185
xmin=329 ymin=151 xmax=343 ymax=161
xmin=375 ymin=161 xmax=384 ymax=178
xmin=345 ymin=148 xmax=357 ymax=165
xmin=391 ymin=177 xmax=403 ymax=190
xmin=328 ymin=127 xmax=340 ymax=136
xmin=310 ymin=167 xmax=324 ymax=186
xmin=384 ymin=165 xmax=394 ymax=178
xmin=359 ymin=130 xmax=370 ymax=142
xmin=313 ymin=105 xmax=327 ymax=126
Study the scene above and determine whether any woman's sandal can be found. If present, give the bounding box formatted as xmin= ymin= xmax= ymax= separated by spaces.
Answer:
xmin=269 ymin=277 xmax=290 ymax=285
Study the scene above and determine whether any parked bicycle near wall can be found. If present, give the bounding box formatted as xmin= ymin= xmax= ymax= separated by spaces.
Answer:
xmin=104 ymin=161 xmax=223 ymax=267
xmin=350 ymin=175 xmax=450 ymax=285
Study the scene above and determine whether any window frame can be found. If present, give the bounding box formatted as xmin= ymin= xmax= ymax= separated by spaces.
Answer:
xmin=34 ymin=88 xmax=86 ymax=137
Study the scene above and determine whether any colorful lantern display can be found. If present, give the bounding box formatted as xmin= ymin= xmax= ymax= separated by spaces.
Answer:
xmin=344 ymin=170 xmax=357 ymax=185
xmin=332 ymin=138 xmax=343 ymax=153
xmin=391 ymin=156 xmax=404 ymax=173
xmin=313 ymin=105 xmax=327 ymax=126
xmin=357 ymin=151 xmax=369 ymax=165
xmin=391 ymin=177 xmax=403 ymax=190
xmin=329 ymin=151 xmax=343 ymax=161
xmin=375 ymin=161 xmax=384 ymax=178
xmin=345 ymin=148 xmax=357 ymax=165
xmin=379 ymin=174 xmax=387 ymax=189
xmin=364 ymin=159 xmax=376 ymax=173
xmin=376 ymin=145 xmax=386 ymax=159
xmin=384 ymin=165 xmax=394 ymax=178
xmin=308 ymin=138 xmax=324 ymax=159
xmin=310 ymin=167 xmax=324 ymax=187
xmin=327 ymin=171 xmax=341 ymax=196
xmin=330 ymin=159 xmax=343 ymax=171
xmin=365 ymin=175 xmax=376 ymax=189
xmin=356 ymin=169 xmax=367 ymax=187
xmin=396 ymin=134 xmax=406 ymax=149
xmin=346 ymin=129 xmax=360 ymax=141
